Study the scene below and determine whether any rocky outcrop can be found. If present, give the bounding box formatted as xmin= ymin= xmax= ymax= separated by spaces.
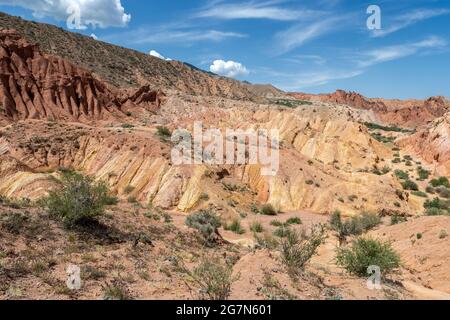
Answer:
xmin=0 ymin=29 xmax=162 ymax=122
xmin=291 ymin=90 xmax=449 ymax=127
xmin=398 ymin=113 xmax=450 ymax=176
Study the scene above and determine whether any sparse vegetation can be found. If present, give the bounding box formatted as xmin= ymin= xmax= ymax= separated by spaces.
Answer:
xmin=260 ymin=204 xmax=277 ymax=216
xmin=394 ymin=170 xmax=409 ymax=180
xmin=185 ymin=210 xmax=222 ymax=245
xmin=417 ymin=167 xmax=431 ymax=180
xmin=250 ymin=221 xmax=264 ymax=233
xmin=430 ymin=177 xmax=450 ymax=188
xmin=390 ymin=215 xmax=407 ymax=225
xmin=184 ymin=257 xmax=238 ymax=300
xmin=411 ymin=191 xmax=428 ymax=198
xmin=280 ymin=225 xmax=327 ymax=278
xmin=273 ymin=99 xmax=312 ymax=108
xmin=286 ymin=217 xmax=302 ymax=225
xmin=329 ymin=211 xmax=381 ymax=245
xmin=402 ymin=180 xmax=419 ymax=191
xmin=335 ymin=238 xmax=401 ymax=277
xmin=224 ymin=218 xmax=246 ymax=235
xmin=43 ymin=171 xmax=116 ymax=228
xmin=363 ymin=122 xmax=413 ymax=133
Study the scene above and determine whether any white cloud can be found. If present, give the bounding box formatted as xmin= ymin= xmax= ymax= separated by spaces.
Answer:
xmin=270 ymin=69 xmax=363 ymax=90
xmin=359 ymin=36 xmax=447 ymax=67
xmin=149 ymin=50 xmax=172 ymax=61
xmin=274 ymin=16 xmax=346 ymax=54
xmin=372 ymin=8 xmax=450 ymax=38
xmin=210 ymin=60 xmax=249 ymax=78
xmin=195 ymin=0 xmax=320 ymax=21
xmin=0 ymin=0 xmax=131 ymax=29
xmin=104 ymin=25 xmax=245 ymax=45
xmin=90 ymin=33 xmax=98 ymax=40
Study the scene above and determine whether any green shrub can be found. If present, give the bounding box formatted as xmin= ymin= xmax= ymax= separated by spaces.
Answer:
xmin=424 ymin=197 xmax=450 ymax=210
xmin=390 ymin=215 xmax=407 ymax=225
xmin=286 ymin=217 xmax=302 ymax=225
xmin=402 ymin=180 xmax=419 ymax=191
xmin=430 ymin=177 xmax=450 ymax=188
xmin=260 ymin=204 xmax=277 ymax=216
xmin=394 ymin=170 xmax=409 ymax=180
xmin=250 ymin=221 xmax=264 ymax=233
xmin=416 ymin=233 xmax=422 ymax=240
xmin=335 ymin=238 xmax=401 ymax=277
xmin=280 ymin=225 xmax=327 ymax=277
xmin=329 ymin=211 xmax=381 ymax=245
xmin=103 ymin=282 xmax=131 ymax=300
xmin=270 ymin=220 xmax=284 ymax=227
xmin=43 ymin=171 xmax=115 ymax=228
xmin=187 ymin=257 xmax=238 ymax=300
xmin=411 ymin=191 xmax=428 ymax=198
xmin=417 ymin=167 xmax=430 ymax=180
xmin=185 ymin=210 xmax=222 ymax=245
xmin=225 ymin=219 xmax=246 ymax=235
xmin=273 ymin=226 xmax=294 ymax=238
xmin=199 ymin=193 xmax=210 ymax=201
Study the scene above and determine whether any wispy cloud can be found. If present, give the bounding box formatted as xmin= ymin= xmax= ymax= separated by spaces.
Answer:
xmin=103 ymin=24 xmax=245 ymax=45
xmin=273 ymin=15 xmax=348 ymax=54
xmin=359 ymin=36 xmax=447 ymax=67
xmin=195 ymin=0 xmax=321 ymax=21
xmin=372 ymin=8 xmax=450 ymax=37
xmin=283 ymin=54 xmax=326 ymax=65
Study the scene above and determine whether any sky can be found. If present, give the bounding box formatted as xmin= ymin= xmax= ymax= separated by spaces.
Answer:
xmin=1 ymin=0 xmax=449 ymax=99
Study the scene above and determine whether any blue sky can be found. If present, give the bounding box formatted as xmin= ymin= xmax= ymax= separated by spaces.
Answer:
xmin=1 ymin=0 xmax=449 ymax=99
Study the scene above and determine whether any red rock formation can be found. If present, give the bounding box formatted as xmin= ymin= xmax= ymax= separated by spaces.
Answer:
xmin=290 ymin=90 xmax=449 ymax=127
xmin=0 ymin=29 xmax=162 ymax=122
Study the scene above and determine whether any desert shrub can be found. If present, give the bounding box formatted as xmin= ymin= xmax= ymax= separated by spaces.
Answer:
xmin=305 ymin=180 xmax=314 ymax=185
xmin=270 ymin=220 xmax=284 ymax=227
xmin=359 ymin=212 xmax=381 ymax=231
xmin=329 ymin=211 xmax=381 ymax=245
xmin=185 ymin=210 xmax=222 ymax=245
xmin=254 ymin=232 xmax=279 ymax=250
xmin=335 ymin=238 xmax=401 ymax=277
xmin=417 ymin=167 xmax=430 ymax=180
xmin=430 ymin=177 xmax=450 ymax=188
xmin=250 ymin=221 xmax=264 ymax=233
xmin=404 ymin=155 xmax=413 ymax=161
xmin=348 ymin=195 xmax=358 ymax=202
xmin=260 ymin=204 xmax=277 ymax=216
xmin=394 ymin=170 xmax=409 ymax=180
xmin=439 ymin=230 xmax=448 ymax=239
xmin=402 ymin=180 xmax=419 ymax=191
xmin=390 ymin=215 xmax=407 ymax=225
xmin=121 ymin=124 xmax=134 ymax=129
xmin=273 ymin=226 xmax=294 ymax=238
xmin=280 ymin=225 xmax=327 ymax=277
xmin=426 ymin=186 xmax=435 ymax=194
xmin=225 ymin=219 xmax=245 ymax=235
xmin=416 ymin=233 xmax=422 ymax=240
xmin=425 ymin=207 xmax=450 ymax=216
xmin=391 ymin=158 xmax=401 ymax=164
xmin=156 ymin=126 xmax=171 ymax=137
xmin=424 ymin=197 xmax=450 ymax=210
xmin=437 ymin=187 xmax=450 ymax=199
xmin=286 ymin=217 xmax=302 ymax=225
xmin=103 ymin=281 xmax=131 ymax=300
xmin=186 ymin=257 xmax=238 ymax=300
xmin=43 ymin=171 xmax=115 ymax=228
xmin=411 ymin=191 xmax=428 ymax=198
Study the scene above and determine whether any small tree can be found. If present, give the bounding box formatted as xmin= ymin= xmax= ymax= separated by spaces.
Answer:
xmin=44 ymin=171 xmax=116 ymax=228
xmin=335 ymin=237 xmax=401 ymax=277
xmin=185 ymin=209 xmax=222 ymax=245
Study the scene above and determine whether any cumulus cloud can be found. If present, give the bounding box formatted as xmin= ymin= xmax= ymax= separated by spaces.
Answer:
xmin=210 ymin=60 xmax=249 ymax=78
xmin=0 ymin=0 xmax=131 ymax=29
xmin=149 ymin=50 xmax=172 ymax=61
